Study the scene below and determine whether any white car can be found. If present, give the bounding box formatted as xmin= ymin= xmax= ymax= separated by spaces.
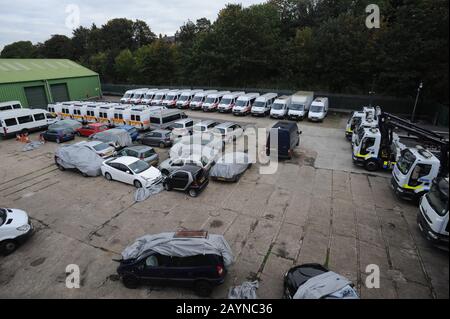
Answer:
xmin=212 ymin=122 xmax=244 ymax=144
xmin=158 ymin=155 xmax=215 ymax=176
xmin=101 ymin=156 xmax=163 ymax=188
xmin=77 ymin=141 xmax=116 ymax=158
xmin=0 ymin=208 xmax=33 ymax=255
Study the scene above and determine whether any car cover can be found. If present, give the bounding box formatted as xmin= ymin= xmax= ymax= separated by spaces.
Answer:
xmin=293 ymin=271 xmax=359 ymax=299
xmin=121 ymin=232 xmax=234 ymax=267
xmin=55 ymin=144 xmax=104 ymax=177
xmin=228 ymin=281 xmax=259 ymax=299
xmin=134 ymin=183 xmax=164 ymax=202
xmin=210 ymin=152 xmax=252 ymax=180
xmin=90 ymin=129 xmax=132 ymax=148
xmin=48 ymin=119 xmax=82 ymax=131
xmin=22 ymin=141 xmax=44 ymax=152
xmin=170 ymin=143 xmax=219 ymax=162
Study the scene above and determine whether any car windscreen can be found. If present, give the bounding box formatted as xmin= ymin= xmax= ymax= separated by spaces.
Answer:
xmin=172 ymin=123 xmax=184 ymax=129
xmin=310 ymin=105 xmax=324 ymax=112
xmin=272 ymin=103 xmax=284 ymax=110
xmin=0 ymin=208 xmax=6 ymax=227
xmin=290 ymin=103 xmax=305 ymax=111
xmin=128 ymin=160 xmax=150 ymax=174
xmin=142 ymin=149 xmax=156 ymax=157
xmin=396 ymin=150 xmax=416 ymax=175
xmin=92 ymin=143 xmax=110 ymax=152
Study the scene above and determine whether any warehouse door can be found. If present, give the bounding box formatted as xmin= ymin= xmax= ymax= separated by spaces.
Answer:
xmin=24 ymin=86 xmax=48 ymax=109
xmin=50 ymin=83 xmax=69 ymax=102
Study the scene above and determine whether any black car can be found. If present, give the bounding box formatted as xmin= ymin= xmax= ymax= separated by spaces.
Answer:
xmin=140 ymin=130 xmax=172 ymax=148
xmin=284 ymin=263 xmax=359 ymax=299
xmin=266 ymin=121 xmax=301 ymax=159
xmin=42 ymin=127 xmax=76 ymax=143
xmin=163 ymin=165 xmax=209 ymax=197
xmin=117 ymin=251 xmax=227 ymax=296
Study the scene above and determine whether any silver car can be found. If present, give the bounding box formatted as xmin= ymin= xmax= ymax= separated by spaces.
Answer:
xmin=78 ymin=141 xmax=116 ymax=158
xmin=118 ymin=145 xmax=159 ymax=166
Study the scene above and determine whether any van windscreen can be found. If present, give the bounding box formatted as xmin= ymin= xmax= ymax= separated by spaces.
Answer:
xmin=290 ymin=103 xmax=305 ymax=111
xmin=311 ymin=105 xmax=324 ymax=112
xmin=253 ymin=101 xmax=265 ymax=108
xmin=272 ymin=103 xmax=284 ymax=110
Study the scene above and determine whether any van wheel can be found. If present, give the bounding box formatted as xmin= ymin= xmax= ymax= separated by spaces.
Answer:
xmin=188 ymin=189 xmax=198 ymax=198
xmin=122 ymin=274 xmax=139 ymax=289
xmin=365 ymin=159 xmax=379 ymax=172
xmin=21 ymin=129 xmax=29 ymax=135
xmin=194 ymin=280 xmax=212 ymax=297
xmin=1 ymin=240 xmax=18 ymax=255
xmin=104 ymin=172 xmax=112 ymax=181
xmin=134 ymin=180 xmax=143 ymax=188
xmin=159 ymin=142 xmax=165 ymax=148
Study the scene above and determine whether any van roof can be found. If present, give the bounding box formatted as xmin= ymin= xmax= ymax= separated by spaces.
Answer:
xmin=271 ymin=121 xmax=298 ymax=131
xmin=0 ymin=108 xmax=48 ymax=119
xmin=238 ymin=93 xmax=260 ymax=100
xmin=0 ymin=100 xmax=21 ymax=107
xmin=313 ymin=97 xmax=328 ymax=103
xmin=293 ymin=91 xmax=314 ymax=96
xmin=194 ymin=90 xmax=217 ymax=97
xmin=174 ymin=118 xmax=193 ymax=124
xmin=195 ymin=119 xmax=217 ymax=126
xmin=223 ymin=92 xmax=246 ymax=99
xmin=215 ymin=122 xmax=235 ymax=128
xmin=207 ymin=91 xmax=231 ymax=98
xmin=276 ymin=96 xmax=290 ymax=100
xmin=256 ymin=93 xmax=278 ymax=101
xmin=151 ymin=109 xmax=184 ymax=117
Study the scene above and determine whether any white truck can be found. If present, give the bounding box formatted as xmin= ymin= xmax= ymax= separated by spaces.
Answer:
xmin=287 ymin=91 xmax=314 ymax=121
xmin=251 ymin=93 xmax=278 ymax=117
xmin=308 ymin=97 xmax=329 ymax=122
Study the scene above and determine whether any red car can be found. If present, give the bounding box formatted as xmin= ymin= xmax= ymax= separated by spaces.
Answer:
xmin=76 ymin=123 xmax=110 ymax=138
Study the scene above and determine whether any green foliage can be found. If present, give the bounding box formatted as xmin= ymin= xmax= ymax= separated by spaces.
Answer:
xmin=0 ymin=1 xmax=448 ymax=103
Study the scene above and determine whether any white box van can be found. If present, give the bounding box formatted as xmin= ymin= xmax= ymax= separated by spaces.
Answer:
xmin=72 ymin=102 xmax=91 ymax=123
xmin=270 ymin=96 xmax=292 ymax=119
xmin=203 ymin=91 xmax=231 ymax=112
xmin=110 ymin=104 xmax=133 ymax=126
xmin=251 ymin=93 xmax=278 ymax=117
xmin=288 ymin=91 xmax=314 ymax=121
xmin=0 ymin=109 xmax=56 ymax=137
xmin=162 ymin=90 xmax=182 ymax=108
xmin=190 ymin=90 xmax=217 ymax=110
xmin=308 ymin=97 xmax=329 ymax=122
xmin=218 ymin=92 xmax=245 ymax=113
xmin=83 ymin=102 xmax=109 ymax=123
xmin=120 ymin=89 xmax=136 ymax=104
xmin=0 ymin=101 xmax=22 ymax=112
xmin=97 ymin=104 xmax=118 ymax=125
xmin=130 ymin=89 xmax=149 ymax=104
xmin=141 ymin=89 xmax=159 ymax=105
xmin=151 ymin=89 xmax=170 ymax=106
xmin=176 ymin=90 xmax=203 ymax=109
xmin=233 ymin=93 xmax=260 ymax=116
xmin=128 ymin=105 xmax=166 ymax=130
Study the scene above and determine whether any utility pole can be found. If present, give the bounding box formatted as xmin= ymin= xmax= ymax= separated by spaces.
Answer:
xmin=411 ymin=82 xmax=423 ymax=123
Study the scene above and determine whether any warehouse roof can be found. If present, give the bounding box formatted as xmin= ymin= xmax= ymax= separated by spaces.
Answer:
xmin=0 ymin=59 xmax=98 ymax=84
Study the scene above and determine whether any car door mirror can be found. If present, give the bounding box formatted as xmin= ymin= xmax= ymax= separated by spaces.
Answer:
xmin=126 ymin=170 xmax=132 ymax=175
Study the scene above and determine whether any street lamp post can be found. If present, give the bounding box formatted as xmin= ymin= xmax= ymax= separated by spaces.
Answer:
xmin=411 ymin=82 xmax=423 ymax=123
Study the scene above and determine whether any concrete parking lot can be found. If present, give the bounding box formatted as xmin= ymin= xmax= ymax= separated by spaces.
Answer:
xmin=0 ymin=110 xmax=448 ymax=299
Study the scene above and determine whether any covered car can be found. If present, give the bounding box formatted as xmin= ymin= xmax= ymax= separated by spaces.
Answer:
xmin=89 ymin=128 xmax=133 ymax=149
xmin=48 ymin=119 xmax=82 ymax=131
xmin=284 ymin=264 xmax=359 ymax=299
xmin=54 ymin=143 xmax=104 ymax=177
xmin=209 ymin=152 xmax=253 ymax=182
xmin=121 ymin=232 xmax=234 ymax=267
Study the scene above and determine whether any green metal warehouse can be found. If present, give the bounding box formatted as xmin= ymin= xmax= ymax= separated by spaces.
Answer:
xmin=0 ymin=59 xmax=102 ymax=108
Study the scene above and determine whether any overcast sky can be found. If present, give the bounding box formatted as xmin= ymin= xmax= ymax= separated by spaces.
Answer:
xmin=0 ymin=0 xmax=265 ymax=50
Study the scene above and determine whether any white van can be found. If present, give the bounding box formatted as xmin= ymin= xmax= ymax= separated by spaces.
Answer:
xmin=121 ymin=89 xmax=136 ymax=104
xmin=110 ymin=104 xmax=133 ymax=126
xmin=151 ymin=89 xmax=170 ymax=106
xmin=162 ymin=90 xmax=182 ymax=108
xmin=171 ymin=118 xmax=195 ymax=140
xmin=129 ymin=89 xmax=149 ymax=104
xmin=308 ymin=97 xmax=329 ymax=122
xmin=141 ymin=89 xmax=159 ymax=105
xmin=0 ymin=109 xmax=56 ymax=137
xmin=84 ymin=102 xmax=109 ymax=123
xmin=190 ymin=90 xmax=218 ymax=110
xmin=149 ymin=109 xmax=187 ymax=130
xmin=288 ymin=91 xmax=314 ymax=121
xmin=251 ymin=93 xmax=278 ymax=117
xmin=177 ymin=90 xmax=203 ymax=109
xmin=0 ymin=101 xmax=22 ymax=112
xmin=128 ymin=105 xmax=166 ymax=130
xmin=203 ymin=91 xmax=231 ymax=112
xmin=96 ymin=104 xmax=118 ymax=125
xmin=57 ymin=101 xmax=77 ymax=120
xmin=270 ymin=96 xmax=292 ymax=119
xmin=233 ymin=93 xmax=260 ymax=116
xmin=72 ymin=102 xmax=91 ymax=123
xmin=218 ymin=92 xmax=246 ymax=113
xmin=193 ymin=120 xmax=220 ymax=134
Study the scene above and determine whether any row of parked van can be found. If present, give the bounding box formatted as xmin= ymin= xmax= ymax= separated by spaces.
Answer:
xmin=120 ymin=89 xmax=330 ymax=121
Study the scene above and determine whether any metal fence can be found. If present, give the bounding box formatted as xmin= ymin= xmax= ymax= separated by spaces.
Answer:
xmin=102 ymin=83 xmax=448 ymax=126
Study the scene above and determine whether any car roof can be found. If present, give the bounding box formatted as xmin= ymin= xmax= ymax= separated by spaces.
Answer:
xmin=111 ymin=156 xmax=140 ymax=165
xmin=195 ymin=120 xmax=217 ymax=126
xmin=215 ymin=122 xmax=235 ymax=128
xmin=124 ymin=145 xmax=152 ymax=152
xmin=83 ymin=140 xmax=104 ymax=146
xmin=174 ymin=165 xmax=202 ymax=174
xmin=150 ymin=129 xmax=171 ymax=134
xmin=174 ymin=118 xmax=193 ymax=124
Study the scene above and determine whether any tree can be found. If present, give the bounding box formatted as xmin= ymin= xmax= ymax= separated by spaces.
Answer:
xmin=0 ymin=41 xmax=36 ymax=58
xmin=115 ymin=49 xmax=135 ymax=83
xmin=36 ymin=35 xmax=73 ymax=59
xmin=72 ymin=26 xmax=91 ymax=61
xmin=132 ymin=20 xmax=156 ymax=49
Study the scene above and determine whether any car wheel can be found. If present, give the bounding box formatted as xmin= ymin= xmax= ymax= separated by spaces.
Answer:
xmin=163 ymin=182 xmax=172 ymax=191
xmin=82 ymin=172 xmax=88 ymax=178
xmin=56 ymin=163 xmax=65 ymax=171
xmin=1 ymin=240 xmax=18 ymax=255
xmin=365 ymin=159 xmax=379 ymax=172
xmin=56 ymin=138 xmax=61 ymax=144
xmin=194 ymin=280 xmax=212 ymax=297
xmin=188 ymin=189 xmax=198 ymax=198
xmin=76 ymin=132 xmax=81 ymax=137
xmin=159 ymin=142 xmax=165 ymax=148
xmin=122 ymin=274 xmax=139 ymax=289
xmin=134 ymin=180 xmax=143 ymax=188
xmin=161 ymin=169 xmax=170 ymax=176
xmin=104 ymin=172 xmax=112 ymax=181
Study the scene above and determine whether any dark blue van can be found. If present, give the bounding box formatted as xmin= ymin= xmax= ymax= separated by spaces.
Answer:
xmin=266 ymin=121 xmax=301 ymax=159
